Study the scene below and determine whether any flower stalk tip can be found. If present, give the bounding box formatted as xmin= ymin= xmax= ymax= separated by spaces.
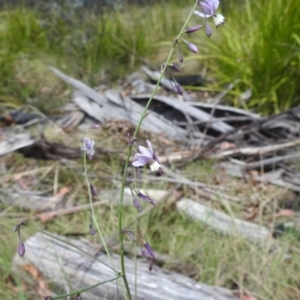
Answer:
xmin=82 ymin=137 xmax=95 ymax=160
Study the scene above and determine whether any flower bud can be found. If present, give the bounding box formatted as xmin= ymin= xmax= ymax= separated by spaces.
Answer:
xmin=89 ymin=223 xmax=96 ymax=235
xmin=170 ymin=63 xmax=180 ymax=73
xmin=185 ymin=24 xmax=202 ymax=34
xmin=133 ymin=198 xmax=142 ymax=212
xmin=137 ymin=192 xmax=156 ymax=206
xmin=18 ymin=242 xmax=25 ymax=257
xmin=187 ymin=42 xmax=198 ymax=54
xmin=205 ymin=24 xmax=212 ymax=37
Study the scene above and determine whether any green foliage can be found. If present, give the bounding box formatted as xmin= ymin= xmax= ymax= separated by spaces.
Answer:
xmin=0 ymin=4 xmax=185 ymax=108
xmin=193 ymin=0 xmax=300 ymax=114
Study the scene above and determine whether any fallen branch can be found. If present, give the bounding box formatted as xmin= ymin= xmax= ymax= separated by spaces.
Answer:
xmin=177 ymin=198 xmax=271 ymax=244
xmin=12 ymin=233 xmax=238 ymax=300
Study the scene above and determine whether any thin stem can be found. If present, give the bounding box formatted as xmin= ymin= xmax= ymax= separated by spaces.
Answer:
xmin=27 ymin=226 xmax=116 ymax=272
xmin=118 ymin=1 xmax=200 ymax=299
xmin=51 ymin=275 xmax=122 ymax=299
xmin=83 ymin=153 xmax=115 ymax=270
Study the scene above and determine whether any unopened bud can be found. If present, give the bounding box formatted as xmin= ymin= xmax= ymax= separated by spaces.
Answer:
xmin=187 ymin=42 xmax=198 ymax=54
xmin=185 ymin=24 xmax=202 ymax=34
xmin=170 ymin=63 xmax=180 ymax=72
xmin=205 ymin=24 xmax=212 ymax=37
xmin=18 ymin=242 xmax=25 ymax=257
xmin=133 ymin=198 xmax=142 ymax=212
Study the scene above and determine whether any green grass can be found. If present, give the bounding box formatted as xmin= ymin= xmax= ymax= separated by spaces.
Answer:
xmin=0 ymin=3 xmax=188 ymax=111
xmin=1 ymin=135 xmax=300 ymax=300
xmin=189 ymin=0 xmax=300 ymax=114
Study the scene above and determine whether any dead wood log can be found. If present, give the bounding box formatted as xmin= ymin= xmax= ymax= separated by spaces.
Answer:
xmin=50 ymin=67 xmax=189 ymax=143
xmin=206 ymin=139 xmax=300 ymax=159
xmin=0 ymin=132 xmax=35 ymax=156
xmin=177 ymin=198 xmax=270 ymax=244
xmin=0 ymin=188 xmax=64 ymax=212
xmin=12 ymin=233 xmax=238 ymax=300
xmin=132 ymin=94 xmax=234 ymax=134
xmin=219 ymin=161 xmax=300 ymax=192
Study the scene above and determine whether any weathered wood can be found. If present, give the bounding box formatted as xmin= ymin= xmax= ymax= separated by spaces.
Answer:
xmin=177 ymin=198 xmax=270 ymax=244
xmin=50 ymin=67 xmax=189 ymax=143
xmin=0 ymin=188 xmax=64 ymax=212
xmin=12 ymin=233 xmax=238 ymax=300
xmin=0 ymin=132 xmax=35 ymax=156
xmin=219 ymin=161 xmax=300 ymax=192
xmin=132 ymin=94 xmax=234 ymax=134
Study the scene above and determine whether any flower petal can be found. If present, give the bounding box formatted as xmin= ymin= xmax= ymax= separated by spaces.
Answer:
xmin=132 ymin=157 xmax=150 ymax=167
xmin=138 ymin=145 xmax=152 ymax=156
xmin=200 ymin=1 xmax=214 ymax=15
xmin=146 ymin=140 xmax=153 ymax=156
xmin=194 ymin=10 xmax=213 ymax=18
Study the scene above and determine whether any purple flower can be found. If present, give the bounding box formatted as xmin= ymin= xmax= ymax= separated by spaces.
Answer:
xmin=132 ymin=140 xmax=162 ymax=173
xmin=137 ymin=192 xmax=156 ymax=206
xmin=185 ymin=24 xmax=202 ymax=34
xmin=196 ymin=0 xmax=219 ymax=17
xmin=144 ymin=242 xmax=155 ymax=259
xmin=82 ymin=137 xmax=95 ymax=160
xmin=141 ymin=241 xmax=155 ymax=271
xmin=194 ymin=0 xmax=225 ymax=28
xmin=18 ymin=242 xmax=25 ymax=257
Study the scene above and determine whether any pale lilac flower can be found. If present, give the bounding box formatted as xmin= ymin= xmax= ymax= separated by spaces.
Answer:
xmin=132 ymin=140 xmax=162 ymax=173
xmin=196 ymin=0 xmax=220 ymax=17
xmin=194 ymin=0 xmax=225 ymax=29
xmin=82 ymin=137 xmax=95 ymax=159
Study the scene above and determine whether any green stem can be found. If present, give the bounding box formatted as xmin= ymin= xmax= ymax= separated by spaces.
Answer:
xmin=51 ymin=275 xmax=122 ymax=299
xmin=83 ymin=153 xmax=115 ymax=271
xmin=118 ymin=1 xmax=200 ymax=299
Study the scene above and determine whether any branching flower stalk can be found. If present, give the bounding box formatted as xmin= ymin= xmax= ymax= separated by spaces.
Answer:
xmin=118 ymin=1 xmax=202 ymax=298
xmin=14 ymin=1 xmax=225 ymax=299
